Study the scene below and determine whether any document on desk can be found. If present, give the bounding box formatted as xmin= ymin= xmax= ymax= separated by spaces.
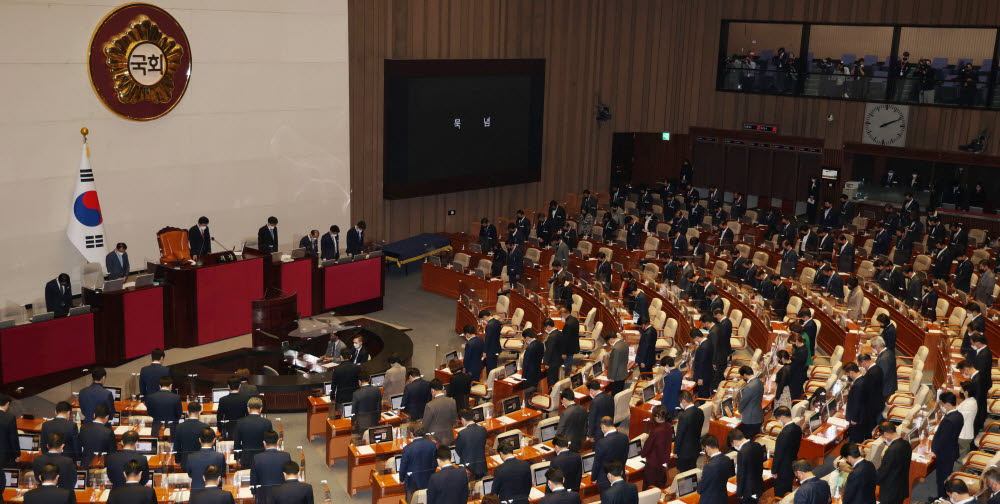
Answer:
xmin=496 ymin=416 xmax=515 ymax=425
xmin=97 ymin=489 xmax=111 ymax=502
xmin=912 ymin=453 xmax=932 ymax=463
xmin=490 ymin=454 xmax=504 ymax=465
xmin=574 ymin=391 xmax=585 ymax=399
xmin=807 ymin=434 xmax=832 ymax=444
xmin=827 ymin=417 xmax=849 ymax=428
xmin=170 ymin=490 xmax=190 ymax=502
xmin=682 ymin=380 xmax=696 ymax=388
xmin=647 ymin=399 xmax=661 ymax=406
xmin=237 ymin=487 xmax=254 ymax=499
xmin=762 ymin=469 xmax=773 ymax=480
xmin=719 ymin=416 xmax=741 ymax=426
xmin=529 ymin=488 xmax=545 ymax=500
xmin=727 ymin=482 xmax=737 ymax=493
xmin=626 ymin=458 xmax=645 ymax=470
xmin=355 ymin=445 xmax=375 ymax=456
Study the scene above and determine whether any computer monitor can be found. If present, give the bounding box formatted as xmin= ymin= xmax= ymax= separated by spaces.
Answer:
xmin=0 ymin=320 xmax=13 ymax=330
xmin=18 ymin=434 xmax=38 ymax=452
xmin=502 ymin=396 xmax=520 ymax=415
xmin=103 ymin=279 xmax=124 ymax=292
xmin=68 ymin=306 xmax=90 ymax=316
xmin=444 ymin=351 xmax=458 ymax=363
xmin=30 ymin=312 xmax=53 ymax=323
xmin=471 ymin=405 xmax=486 ymax=423
xmin=808 ymin=414 xmax=822 ymax=434
xmin=627 ymin=439 xmax=641 ymax=460
xmin=394 ymin=457 xmax=401 ymax=473
xmin=390 ymin=394 xmax=403 ymax=410
xmin=581 ymin=453 xmax=595 ymax=473
xmin=641 ymin=386 xmax=654 ymax=404
xmin=135 ymin=438 xmax=157 ymax=455
xmin=105 ymin=386 xmax=122 ymax=401
xmin=570 ymin=372 xmax=584 ymax=389
xmin=504 ymin=361 xmax=518 ymax=378
xmin=3 ymin=469 xmax=17 ymax=489
xmin=324 ymin=382 xmax=333 ymax=396
xmin=719 ymin=398 xmax=734 ymax=418
xmin=676 ymin=474 xmax=699 ymax=497
xmin=74 ymin=471 xmax=87 ymax=490
xmin=497 ymin=432 xmax=520 ymax=450
xmin=212 ymin=388 xmax=229 ymax=404
xmin=451 ymin=448 xmax=460 ymax=464
xmin=482 ymin=477 xmax=493 ymax=495
xmin=368 ymin=425 xmax=393 ymax=445
xmin=110 ymin=412 xmax=121 ymax=427
xmin=533 ymin=465 xmax=549 ymax=486
xmin=370 ymin=373 xmax=385 ymax=388
xmin=342 ymin=403 xmax=354 ymax=418
xmin=591 ymin=361 xmax=603 ymax=377
xmin=134 ymin=274 xmax=154 ymax=287
xmin=539 ymin=423 xmax=557 ymax=443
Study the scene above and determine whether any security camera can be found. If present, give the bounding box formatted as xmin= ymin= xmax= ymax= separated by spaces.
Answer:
xmin=826 ymin=114 xmax=834 ymax=122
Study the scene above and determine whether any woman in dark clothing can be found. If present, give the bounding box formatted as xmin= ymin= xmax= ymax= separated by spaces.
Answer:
xmin=639 ymin=405 xmax=674 ymax=489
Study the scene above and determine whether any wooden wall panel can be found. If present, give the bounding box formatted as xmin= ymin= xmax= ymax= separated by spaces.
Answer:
xmin=349 ymin=0 xmax=1000 ymax=243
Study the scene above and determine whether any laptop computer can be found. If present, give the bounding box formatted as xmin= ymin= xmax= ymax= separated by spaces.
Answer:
xmin=134 ymin=274 xmax=155 ymax=287
xmin=135 ymin=438 xmax=157 ymax=455
xmin=627 ymin=439 xmax=642 ymax=460
xmin=342 ymin=403 xmax=354 ymax=418
xmin=570 ymin=372 xmax=584 ymax=389
xmin=496 ymin=431 xmax=520 ymax=450
xmin=74 ymin=471 xmax=88 ymax=490
xmin=540 ymin=423 xmax=557 ymax=443
xmin=3 ymin=469 xmax=17 ymax=489
xmin=591 ymin=361 xmax=603 ymax=377
xmin=30 ymin=312 xmax=54 ymax=323
xmin=471 ymin=405 xmax=487 ymax=423
xmin=504 ymin=361 xmax=518 ymax=379
xmin=444 ymin=351 xmax=458 ymax=363
xmin=482 ymin=477 xmax=494 ymax=495
xmin=68 ymin=306 xmax=90 ymax=316
xmin=676 ymin=473 xmax=699 ymax=497
xmin=533 ymin=464 xmax=550 ymax=486
xmin=0 ymin=319 xmax=13 ymax=330
xmin=103 ymin=279 xmax=124 ymax=292
xmin=368 ymin=425 xmax=393 ymax=444
xmin=370 ymin=373 xmax=385 ymax=388
xmin=18 ymin=433 xmax=39 ymax=452
xmin=324 ymin=383 xmax=332 ymax=396
xmin=581 ymin=453 xmax=595 ymax=473
xmin=501 ymin=396 xmax=520 ymax=415
xmin=105 ymin=386 xmax=122 ymax=401
xmin=641 ymin=386 xmax=654 ymax=404
xmin=390 ymin=394 xmax=403 ymax=410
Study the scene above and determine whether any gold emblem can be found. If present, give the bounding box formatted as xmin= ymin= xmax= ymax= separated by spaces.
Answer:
xmin=103 ymin=15 xmax=184 ymax=104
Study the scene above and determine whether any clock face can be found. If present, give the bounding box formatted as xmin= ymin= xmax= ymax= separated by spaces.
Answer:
xmin=863 ymin=103 xmax=908 ymax=147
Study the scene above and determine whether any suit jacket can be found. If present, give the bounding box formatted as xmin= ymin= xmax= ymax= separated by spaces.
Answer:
xmin=189 ymin=487 xmax=236 ymax=504
xmin=588 ymin=393 xmax=614 ymax=440
xmin=320 ymin=233 xmax=340 ymax=261
xmin=507 ymin=246 xmax=524 ymax=277
xmin=105 ymin=251 xmax=130 ymax=280
xmin=250 ymin=449 xmax=292 ymax=501
xmin=594 ymin=260 xmax=613 ymax=285
xmin=607 ymin=339 xmax=629 ymax=381
xmin=216 ymin=391 xmax=249 ymax=440
xmin=601 ymin=480 xmax=639 ymax=504
xmin=876 ymin=349 xmax=897 ymax=399
xmin=977 ymin=269 xmax=996 ymax=305
xmin=105 ymin=449 xmax=149 ymax=488
xmin=932 ymin=247 xmax=954 ymax=278
xmin=78 ymin=421 xmax=116 ymax=469
xmin=40 ymin=418 xmax=79 ymax=461
xmin=455 ymin=423 xmax=487 ymax=478
xmin=257 ymin=225 xmax=279 ymax=253
xmin=592 ymin=431 xmax=629 ymax=488
xmin=674 ymin=406 xmax=704 ymax=462
xmin=780 ymin=249 xmax=798 ymax=278
xmin=876 ymin=437 xmax=912 ymax=504
xmin=550 ymin=449 xmax=583 ymax=492
xmin=515 ymin=216 xmax=531 ymax=237
xmin=423 ymin=395 xmax=457 ymax=445
xmin=954 ymin=259 xmax=974 ymax=293
xmin=554 ymin=242 xmax=570 ymax=269
xmin=401 ymin=378 xmax=432 ymax=421
xmin=698 ymin=453 xmax=735 ymax=504
xmin=493 ymin=457 xmax=532 ymax=504
xmin=736 ymin=441 xmax=765 ymax=499
xmin=145 ymin=389 xmax=182 ymax=431
xmin=352 ymin=384 xmax=382 ymax=433
xmin=44 ymin=279 xmax=73 ymax=317
xmin=635 ymin=326 xmax=657 ymax=371
xmin=693 ymin=339 xmax=714 ymax=388
xmin=932 ymin=410 xmax=963 ymax=468
xmin=872 ymin=230 xmax=891 ymax=257
xmin=837 ymin=243 xmax=855 ymax=273
xmin=904 ymin=275 xmax=922 ymax=307
xmin=739 ymin=377 xmax=764 ymax=424
xmin=346 ymin=227 xmax=364 ymax=255
xmin=427 ymin=465 xmax=469 ymax=504
xmin=107 ymin=483 xmax=157 ymax=504
xmin=793 ymin=477 xmax=831 ymax=504
xmin=661 ymin=369 xmax=683 ymax=411
xmin=484 ymin=318 xmax=502 ymax=371
xmin=331 ymin=362 xmax=361 ymax=406
xmin=32 ymin=452 xmax=77 ymax=490
xmin=139 ymin=363 xmax=170 ymax=400
xmin=463 ymin=336 xmax=484 ymax=378
xmin=79 ymin=382 xmax=115 ymax=423
xmin=188 ymin=225 xmax=212 ymax=258
xmin=0 ymin=410 xmax=18 ymax=467
xmin=22 ymin=485 xmax=76 ymax=504
xmin=819 ymin=206 xmax=839 ymax=228
xmin=233 ymin=414 xmax=273 ymax=468
xmin=185 ymin=448 xmax=226 ymax=491
xmin=845 ymin=375 xmax=867 ymax=428
xmin=825 ymin=272 xmax=844 ymax=300
xmin=843 ymin=459 xmax=877 ymax=504
xmin=773 ymin=422 xmax=802 ymax=495
xmin=446 ymin=372 xmax=470 ymax=413
xmin=773 ymin=284 xmax=790 ymax=317
xmin=298 ymin=235 xmax=318 ymax=255
xmin=558 ymin=404 xmax=588 ymax=452
xmin=540 ymin=488 xmax=582 ymax=504
xmin=399 ymin=437 xmax=436 ymax=493
xmin=173 ymin=417 xmax=209 ymax=463
xmin=522 ymin=339 xmax=544 ymax=387
xmin=271 ymin=480 xmax=314 ymax=504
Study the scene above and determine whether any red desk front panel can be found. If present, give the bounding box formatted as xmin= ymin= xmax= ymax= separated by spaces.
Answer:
xmin=324 ymin=258 xmax=383 ymax=310
xmin=281 ymin=259 xmax=313 ymax=317
xmin=123 ymin=287 xmax=165 ymax=359
xmin=0 ymin=314 xmax=95 ymax=383
xmin=196 ymin=258 xmax=264 ymax=345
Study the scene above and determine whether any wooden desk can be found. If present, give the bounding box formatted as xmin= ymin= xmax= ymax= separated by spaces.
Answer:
xmin=325 ymin=410 xmax=410 ymax=466
xmin=84 ymin=285 xmax=165 ymax=367
xmin=307 ymin=396 xmax=330 ymax=441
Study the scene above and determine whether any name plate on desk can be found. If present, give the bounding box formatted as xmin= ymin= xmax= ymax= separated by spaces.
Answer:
xmin=213 ymin=251 xmax=238 ymax=264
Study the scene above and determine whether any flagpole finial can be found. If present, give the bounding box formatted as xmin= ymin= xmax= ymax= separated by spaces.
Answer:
xmin=80 ymin=127 xmax=88 ymax=141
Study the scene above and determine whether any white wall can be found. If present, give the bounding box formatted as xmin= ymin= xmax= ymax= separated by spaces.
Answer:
xmin=0 ymin=0 xmax=350 ymax=305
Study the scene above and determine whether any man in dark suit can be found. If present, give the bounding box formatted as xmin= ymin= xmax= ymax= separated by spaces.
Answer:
xmin=839 ymin=194 xmax=855 ymax=224
xmin=932 ymin=240 xmax=954 ymax=279
xmin=843 ymin=363 xmax=870 ymax=443
xmin=780 ymin=240 xmax=798 ymax=279
xmin=506 ymin=241 xmax=524 ymax=285
xmin=871 ymin=222 xmax=891 ymax=257
xmin=346 ymin=220 xmax=366 ymax=255
xmin=351 ymin=372 xmax=382 ymax=434
xmin=548 ymin=200 xmax=567 ymax=230
xmin=624 ymin=216 xmax=641 ymax=249
xmin=185 ymin=428 xmax=226 ymax=493
xmin=234 ymin=397 xmax=273 ymax=469
xmin=188 ymin=216 xmax=212 ymax=260
xmin=540 ymin=467 xmax=581 ymax=504
xmin=462 ymin=325 xmax=484 ymax=379
xmin=521 ymin=329 xmax=544 ymax=392
xmin=320 ymin=225 xmax=340 ymax=261
xmin=427 ymin=446 xmax=469 ymax=504
xmin=601 ymin=461 xmax=639 ymax=504
xmin=772 ymin=407 xmax=802 ymax=497
xmin=23 ymin=462 xmax=75 ymax=504
xmin=635 ymin=317 xmax=656 ymax=373
xmin=820 ymin=266 xmax=844 ymax=300
xmin=549 ymin=435 xmax=582 ymax=493
xmin=399 ymin=424 xmax=436 ymax=501
xmin=249 ymin=431 xmax=290 ymax=504
xmin=493 ymin=437 xmax=532 ymax=504
xmin=44 ymin=273 xmax=73 ymax=317
xmin=840 ymin=443 xmax=876 ymax=503
xmin=954 ymin=251 xmax=974 ymax=293
xmin=173 ymin=402 xmax=209 ymax=465
xmin=190 ymin=465 xmax=235 ymax=504
xmin=454 ymin=409 xmax=487 ymax=479
xmin=697 ymin=434 xmax=734 ymax=504
xmin=818 ymin=201 xmax=838 ymax=228
xmin=105 ymin=242 xmax=130 ymax=280
xmin=40 ymin=402 xmax=78 ymax=461
xmin=731 ymin=192 xmax=747 ymax=220
xmin=514 ymin=209 xmax=531 ymax=238
xmin=942 ymin=479 xmax=976 ymax=504
xmin=791 ymin=459 xmax=831 ymax=504
xmin=592 ymin=416 xmax=628 ymax=494
xmin=982 ymin=468 xmax=1000 ymax=504
xmin=478 ymin=218 xmax=498 ymax=252
xmin=107 ymin=460 xmax=157 ymax=504
xmin=556 ymin=389 xmax=587 ymax=452
xmin=78 ymin=367 xmax=115 ymax=423
xmin=876 ymin=421 xmax=911 ymax=504
xmin=727 ymin=430 xmax=764 ymax=504
xmin=836 ymin=235 xmax=855 ymax=274
xmin=932 ymin=391 xmax=964 ymax=498
xmin=0 ymin=394 xmax=18 ymax=498
xmin=594 ymin=252 xmax=613 ymax=286
xmin=31 ymin=433 xmax=76 ymax=491
xmin=543 ymin=319 xmax=563 ymax=389
xmin=270 ymin=462 xmax=312 ymax=504
xmin=692 ymin=331 xmax=714 ymax=398
xmin=401 ymin=368 xmax=432 ymax=421
xmin=873 ymin=337 xmax=897 ymax=400
xmin=145 ymin=376 xmax=182 ymax=435
xmin=139 ymin=348 xmax=170 ymax=400
xmin=950 ymin=223 xmax=968 ymax=256
xmin=78 ymin=405 xmax=116 ymax=469
xmin=658 ymin=357 xmax=682 ymax=412
xmin=903 ymin=267 xmax=921 ymax=307
xmin=105 ymin=431 xmax=149 ymax=488
xmin=587 ymin=381 xmax=614 ymax=442
xmin=217 ymin=377 xmax=248 ymax=440
xmin=257 ymin=216 xmax=280 ymax=253
xmin=481 ymin=310 xmax=502 ymax=374
xmin=330 ymin=348 xmax=360 ymax=410
xmin=297 ymin=230 xmax=319 ymax=255
xmin=959 ymin=356 xmax=990 ymax=434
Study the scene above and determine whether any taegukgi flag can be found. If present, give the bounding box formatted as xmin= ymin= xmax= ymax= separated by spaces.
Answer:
xmin=66 ymin=142 xmax=107 ymax=263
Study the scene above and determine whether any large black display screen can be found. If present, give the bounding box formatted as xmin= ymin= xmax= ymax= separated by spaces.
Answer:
xmin=384 ymin=59 xmax=545 ymax=199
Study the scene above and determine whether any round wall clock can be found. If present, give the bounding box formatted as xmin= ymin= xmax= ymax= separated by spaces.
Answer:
xmin=862 ymin=103 xmax=909 ymax=147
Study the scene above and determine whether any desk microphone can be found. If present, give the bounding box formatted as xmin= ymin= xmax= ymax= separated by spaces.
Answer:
xmin=212 ymin=237 xmax=236 ymax=252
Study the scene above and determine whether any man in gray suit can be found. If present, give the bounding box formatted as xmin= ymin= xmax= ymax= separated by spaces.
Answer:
xmin=975 ymin=261 xmax=996 ymax=306
xmin=873 ymin=337 xmax=897 ymax=401
xmin=552 ymin=235 xmax=570 ymax=269
xmin=555 ymin=389 xmax=588 ymax=452
xmin=737 ymin=365 xmax=764 ymax=438
xmin=352 ymin=372 xmax=383 ymax=434
xmin=422 ymin=379 xmax=457 ymax=445
xmin=606 ymin=332 xmax=629 ymax=395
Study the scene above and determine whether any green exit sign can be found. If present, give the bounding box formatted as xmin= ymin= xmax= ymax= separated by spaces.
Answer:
xmin=661 ymin=132 xmax=670 ymax=141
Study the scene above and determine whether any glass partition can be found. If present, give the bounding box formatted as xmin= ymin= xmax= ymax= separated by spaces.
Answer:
xmin=720 ymin=22 xmax=803 ymax=94
xmin=802 ymin=25 xmax=894 ymax=101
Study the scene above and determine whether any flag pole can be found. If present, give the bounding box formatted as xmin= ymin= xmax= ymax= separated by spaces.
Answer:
xmin=81 ymin=127 xmax=88 ymax=154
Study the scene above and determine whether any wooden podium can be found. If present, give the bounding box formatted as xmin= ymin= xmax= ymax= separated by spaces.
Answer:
xmin=251 ymin=291 xmax=299 ymax=348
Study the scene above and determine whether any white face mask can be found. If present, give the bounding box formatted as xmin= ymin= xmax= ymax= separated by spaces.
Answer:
xmin=199 ymin=225 xmax=206 ymax=231
xmin=354 ymin=343 xmax=361 ymax=349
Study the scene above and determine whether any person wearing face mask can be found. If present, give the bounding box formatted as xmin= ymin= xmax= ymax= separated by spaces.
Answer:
xmin=350 ymin=335 xmax=369 ymax=364
xmin=257 ymin=216 xmax=279 ymax=253
xmin=44 ymin=273 xmax=74 ymax=317
xmin=188 ymin=216 xmax=212 ymax=260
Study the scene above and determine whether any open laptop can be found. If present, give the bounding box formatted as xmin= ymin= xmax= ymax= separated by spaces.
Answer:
xmin=323 ymin=383 xmax=333 ymax=396
xmin=134 ymin=274 xmax=155 ymax=287
xmin=30 ymin=312 xmax=54 ymax=323
xmin=342 ymin=403 xmax=354 ymax=418
xmin=444 ymin=351 xmax=458 ymax=364
xmin=74 ymin=471 xmax=88 ymax=490
xmin=103 ymin=279 xmax=124 ymax=292
xmin=533 ymin=464 xmax=550 ymax=486
xmin=135 ymin=438 xmax=157 ymax=455
xmin=501 ymin=396 xmax=520 ymax=415
xmin=641 ymin=386 xmax=655 ymax=404
xmin=105 ymin=386 xmax=122 ymax=401
xmin=591 ymin=361 xmax=603 ymax=377
xmin=482 ymin=477 xmax=494 ymax=495
xmin=471 ymin=404 xmax=487 ymax=423
xmin=68 ymin=306 xmax=90 ymax=316
xmin=539 ymin=422 xmax=557 ymax=443
xmin=496 ymin=431 xmax=520 ymax=450
xmin=3 ymin=469 xmax=17 ymax=489
xmin=18 ymin=433 xmax=39 ymax=452
xmin=676 ymin=473 xmax=699 ymax=497
xmin=627 ymin=439 xmax=642 ymax=461
xmin=368 ymin=425 xmax=393 ymax=444
xmin=212 ymin=388 xmax=229 ymax=403
xmin=390 ymin=394 xmax=403 ymax=411
xmin=581 ymin=452 xmax=595 ymax=473
xmin=370 ymin=373 xmax=385 ymax=388
xmin=504 ymin=361 xmax=519 ymax=379
xmin=570 ymin=372 xmax=584 ymax=389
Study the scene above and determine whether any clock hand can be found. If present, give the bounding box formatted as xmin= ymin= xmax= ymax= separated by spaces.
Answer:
xmin=879 ymin=118 xmax=901 ymax=128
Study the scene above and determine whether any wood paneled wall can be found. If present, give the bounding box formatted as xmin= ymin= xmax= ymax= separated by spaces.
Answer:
xmin=349 ymin=0 xmax=1000 ymax=243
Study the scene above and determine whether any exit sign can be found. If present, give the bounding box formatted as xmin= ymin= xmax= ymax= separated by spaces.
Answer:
xmin=661 ymin=132 xmax=671 ymax=141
